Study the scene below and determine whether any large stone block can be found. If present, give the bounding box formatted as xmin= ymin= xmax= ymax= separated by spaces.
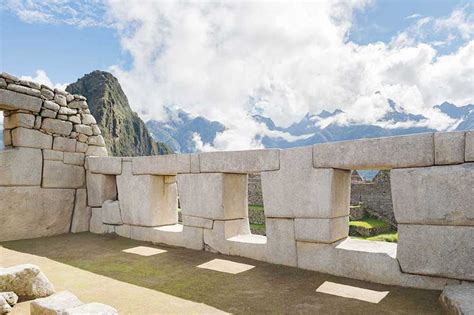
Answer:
xmin=41 ymin=118 xmax=73 ymax=136
xmin=391 ymin=164 xmax=474 ymax=225
xmin=63 ymin=302 xmax=118 ymax=315
xmin=313 ymin=133 xmax=434 ymax=170
xmin=0 ymin=147 xmax=42 ymax=186
xmin=262 ymin=168 xmax=350 ymax=218
xmin=87 ymin=157 xmax=122 ymax=175
xmin=132 ymin=154 xmax=191 ymax=175
xmin=279 ymin=146 xmax=313 ymax=170
xmin=86 ymin=173 xmax=117 ymax=207
xmin=3 ymin=112 xmax=35 ymax=129
xmin=89 ymin=207 xmax=106 ymax=234
xmin=397 ymin=224 xmax=474 ymax=281
xmin=466 ymin=131 xmax=474 ymax=162
xmin=294 ymin=216 xmax=349 ymax=243
xmin=117 ymin=162 xmax=178 ymax=226
xmin=42 ymin=160 xmax=85 ymax=189
xmin=0 ymin=88 xmax=42 ymax=113
xmin=0 ymin=264 xmax=55 ymax=300
xmin=199 ymin=149 xmax=280 ymax=173
xmin=30 ymin=291 xmax=82 ymax=315
xmin=297 ymin=238 xmax=457 ymax=290
xmin=101 ymin=200 xmax=123 ymax=225
xmin=12 ymin=127 xmax=52 ymax=149
xmin=70 ymin=189 xmax=90 ymax=233
xmin=265 ymin=218 xmax=296 ymax=266
xmin=63 ymin=152 xmax=84 ymax=166
xmin=182 ymin=215 xmax=213 ymax=229
xmin=85 ymin=145 xmax=108 ymax=157
xmin=440 ymin=283 xmax=474 ymax=315
xmin=434 ymin=131 xmax=465 ymax=165
xmin=53 ymin=137 xmax=76 ymax=152
xmin=177 ymin=173 xmax=248 ymax=220
xmin=0 ymin=187 xmax=75 ymax=241
xmin=129 ymin=224 xmax=204 ymax=250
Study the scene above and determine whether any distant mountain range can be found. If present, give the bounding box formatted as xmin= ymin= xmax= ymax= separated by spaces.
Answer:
xmin=146 ymin=99 xmax=474 ymax=152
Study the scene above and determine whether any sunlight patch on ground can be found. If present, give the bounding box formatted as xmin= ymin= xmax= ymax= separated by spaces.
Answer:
xmin=316 ymin=281 xmax=389 ymax=304
xmin=122 ymin=246 xmax=167 ymax=256
xmin=197 ymin=259 xmax=255 ymax=274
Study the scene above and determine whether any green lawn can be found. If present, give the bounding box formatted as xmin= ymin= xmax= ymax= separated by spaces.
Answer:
xmin=349 ymin=218 xmax=391 ymax=229
xmin=352 ymin=232 xmax=398 ymax=243
xmin=249 ymin=205 xmax=264 ymax=211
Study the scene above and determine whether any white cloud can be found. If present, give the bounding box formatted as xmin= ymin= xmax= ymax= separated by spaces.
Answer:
xmin=20 ymin=70 xmax=68 ymax=91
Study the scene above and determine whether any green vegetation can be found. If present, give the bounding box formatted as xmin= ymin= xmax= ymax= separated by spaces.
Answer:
xmin=352 ymin=232 xmax=398 ymax=243
xmin=250 ymin=223 xmax=266 ymax=236
xmin=349 ymin=218 xmax=390 ymax=229
xmin=249 ymin=205 xmax=264 ymax=211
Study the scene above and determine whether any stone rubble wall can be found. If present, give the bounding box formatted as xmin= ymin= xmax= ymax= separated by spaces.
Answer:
xmin=86 ymin=131 xmax=474 ymax=290
xmin=0 ymin=72 xmax=107 ymax=241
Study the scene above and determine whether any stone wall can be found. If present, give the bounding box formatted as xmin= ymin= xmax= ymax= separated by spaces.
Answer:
xmin=0 ymin=72 xmax=107 ymax=241
xmin=248 ymin=173 xmax=263 ymax=206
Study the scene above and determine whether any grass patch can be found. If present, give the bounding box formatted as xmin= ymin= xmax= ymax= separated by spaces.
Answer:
xmin=349 ymin=218 xmax=390 ymax=229
xmin=249 ymin=205 xmax=264 ymax=212
xmin=352 ymin=232 xmax=398 ymax=243
xmin=250 ymin=223 xmax=266 ymax=236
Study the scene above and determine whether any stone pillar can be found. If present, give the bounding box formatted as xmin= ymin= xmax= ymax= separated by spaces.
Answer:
xmin=262 ymin=146 xmax=351 ymax=266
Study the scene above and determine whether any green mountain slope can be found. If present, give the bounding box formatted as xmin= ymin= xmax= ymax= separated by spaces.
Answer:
xmin=66 ymin=71 xmax=172 ymax=156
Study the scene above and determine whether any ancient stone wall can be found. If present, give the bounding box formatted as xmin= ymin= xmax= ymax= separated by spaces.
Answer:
xmin=0 ymin=72 xmax=107 ymax=241
xmin=248 ymin=174 xmax=263 ymax=206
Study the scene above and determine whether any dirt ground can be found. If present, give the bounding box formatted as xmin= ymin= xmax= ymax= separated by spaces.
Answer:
xmin=1 ymin=233 xmax=443 ymax=314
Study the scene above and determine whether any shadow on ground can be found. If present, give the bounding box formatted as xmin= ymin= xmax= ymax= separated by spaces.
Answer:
xmin=1 ymin=233 xmax=442 ymax=314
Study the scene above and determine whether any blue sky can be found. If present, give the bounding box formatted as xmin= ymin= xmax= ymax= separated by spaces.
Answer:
xmin=1 ymin=1 xmax=473 ymax=150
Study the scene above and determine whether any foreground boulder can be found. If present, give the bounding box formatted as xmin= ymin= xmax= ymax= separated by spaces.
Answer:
xmin=31 ymin=291 xmax=117 ymax=315
xmin=0 ymin=296 xmax=12 ymax=314
xmin=0 ymin=264 xmax=54 ymax=300
xmin=62 ymin=302 xmax=118 ymax=315
xmin=440 ymin=283 xmax=474 ymax=314
xmin=0 ymin=292 xmax=17 ymax=307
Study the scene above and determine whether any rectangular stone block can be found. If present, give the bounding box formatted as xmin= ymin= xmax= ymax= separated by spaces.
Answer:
xmin=43 ymin=149 xmax=63 ymax=161
xmin=3 ymin=129 xmax=11 ymax=146
xmin=397 ymin=224 xmax=474 ymax=281
xmin=42 ymin=160 xmax=85 ymax=189
xmin=89 ymin=207 xmax=106 ymax=234
xmin=117 ymin=162 xmax=178 ymax=226
xmin=101 ymin=200 xmax=123 ymax=225
xmin=190 ymin=153 xmax=200 ymax=173
xmin=85 ymin=145 xmax=108 ymax=157
xmin=86 ymin=172 xmax=117 ymax=207
xmin=294 ymin=216 xmax=349 ymax=243
xmin=0 ymin=88 xmax=42 ymax=113
xmin=434 ymin=131 xmax=465 ymax=165
xmin=0 ymin=187 xmax=75 ymax=241
xmin=87 ymin=156 xmax=122 ymax=175
xmin=177 ymin=173 xmax=248 ymax=220
xmin=41 ymin=118 xmax=73 ymax=136
xmin=466 ymin=131 xmax=474 ymax=162
xmin=3 ymin=112 xmax=35 ymax=129
xmin=279 ymin=146 xmax=313 ymax=170
xmin=53 ymin=137 xmax=76 ymax=152
xmin=63 ymin=152 xmax=85 ymax=166
xmin=262 ymin=168 xmax=350 ymax=218
xmin=199 ymin=149 xmax=280 ymax=173
xmin=0 ymin=147 xmax=42 ymax=186
xmin=70 ymin=189 xmax=91 ymax=233
xmin=182 ymin=215 xmax=213 ymax=229
xmin=313 ymin=133 xmax=434 ymax=170
xmin=265 ymin=218 xmax=297 ymax=266
xmin=132 ymin=154 xmax=191 ymax=175
xmin=12 ymin=127 xmax=52 ymax=149
xmin=130 ymin=224 xmax=204 ymax=250
xmin=391 ymin=164 xmax=474 ymax=225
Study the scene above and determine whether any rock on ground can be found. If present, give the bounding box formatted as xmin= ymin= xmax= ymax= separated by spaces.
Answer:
xmin=30 ymin=291 xmax=82 ymax=315
xmin=0 ymin=292 xmax=17 ymax=306
xmin=440 ymin=283 xmax=474 ymax=315
xmin=0 ymin=264 xmax=55 ymax=300
xmin=0 ymin=296 xmax=12 ymax=314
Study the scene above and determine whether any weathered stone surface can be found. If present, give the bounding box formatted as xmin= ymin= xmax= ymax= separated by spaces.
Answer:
xmin=74 ymin=124 xmax=92 ymax=135
xmin=434 ymin=131 xmax=465 ymax=165
xmin=58 ymin=107 xmax=76 ymax=115
xmin=0 ymin=292 xmax=18 ymax=307
xmin=67 ymin=115 xmax=81 ymax=124
xmin=0 ymin=295 xmax=12 ymax=313
xmin=313 ymin=133 xmax=434 ymax=170
xmin=43 ymin=150 xmax=63 ymax=161
xmin=262 ymin=168 xmax=350 ymax=218
xmin=265 ymin=218 xmax=297 ymax=266
xmin=199 ymin=149 xmax=280 ymax=173
xmin=42 ymin=160 xmax=85 ymax=189
xmin=0 ymin=264 xmax=55 ymax=300
xmin=3 ymin=112 xmax=35 ymax=129
xmin=466 ymin=131 xmax=474 ymax=162
xmin=19 ymin=79 xmax=41 ymax=90
xmin=41 ymin=119 xmax=73 ymax=136
xmin=68 ymin=100 xmax=87 ymax=109
xmin=40 ymin=109 xmax=57 ymax=119
xmin=53 ymin=93 xmax=67 ymax=106
xmin=0 ymin=187 xmax=75 ymax=241
xmin=132 ymin=154 xmax=191 ymax=175
xmin=182 ymin=215 xmax=213 ymax=229
xmin=89 ymin=208 xmax=107 ymax=234
xmin=0 ymin=147 xmax=42 ymax=186
xmin=130 ymin=224 xmax=204 ymax=250
xmin=91 ymin=124 xmax=100 ymax=136
xmin=391 ymin=164 xmax=474 ymax=225
xmin=85 ymin=145 xmax=108 ymax=157
xmin=12 ymin=128 xmax=52 ymax=149
xmin=397 ymin=224 xmax=474 ymax=281
xmin=297 ymin=238 xmax=455 ymax=290
xmin=63 ymin=303 xmax=118 ymax=315
xmin=440 ymin=283 xmax=474 ymax=315
xmin=117 ymin=162 xmax=178 ymax=226
xmin=63 ymin=152 xmax=84 ymax=166
xmin=70 ymin=190 xmax=91 ymax=233
xmin=177 ymin=173 xmax=248 ymax=220
xmin=81 ymin=114 xmax=96 ymax=125
xmin=87 ymin=135 xmax=105 ymax=147
xmin=43 ymin=101 xmax=60 ymax=112
xmin=7 ymin=84 xmax=41 ymax=97
xmin=41 ymin=88 xmax=54 ymax=100
xmin=3 ymin=129 xmax=11 ymax=146
xmin=75 ymin=142 xmax=87 ymax=153
xmin=0 ymin=72 xmax=18 ymax=82
xmin=86 ymin=173 xmax=117 ymax=207
xmin=30 ymin=291 xmax=81 ymax=315
xmin=87 ymin=157 xmax=122 ymax=175
xmin=280 ymin=146 xmax=313 ymax=170
xmin=34 ymin=116 xmax=41 ymax=129
xmin=294 ymin=216 xmax=349 ymax=243
xmin=190 ymin=153 xmax=200 ymax=173
xmin=53 ymin=137 xmax=76 ymax=152
xmin=102 ymin=200 xmax=123 ymax=225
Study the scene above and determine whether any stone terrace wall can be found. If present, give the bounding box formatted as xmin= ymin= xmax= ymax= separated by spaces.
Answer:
xmin=0 ymin=72 xmax=107 ymax=241
xmin=86 ymin=132 xmax=474 ymax=289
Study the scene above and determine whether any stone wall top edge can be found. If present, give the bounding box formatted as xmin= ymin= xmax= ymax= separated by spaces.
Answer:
xmin=312 ymin=131 xmax=436 ymax=147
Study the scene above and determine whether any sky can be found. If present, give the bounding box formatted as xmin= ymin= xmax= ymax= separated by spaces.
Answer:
xmin=1 ymin=0 xmax=473 ymax=150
